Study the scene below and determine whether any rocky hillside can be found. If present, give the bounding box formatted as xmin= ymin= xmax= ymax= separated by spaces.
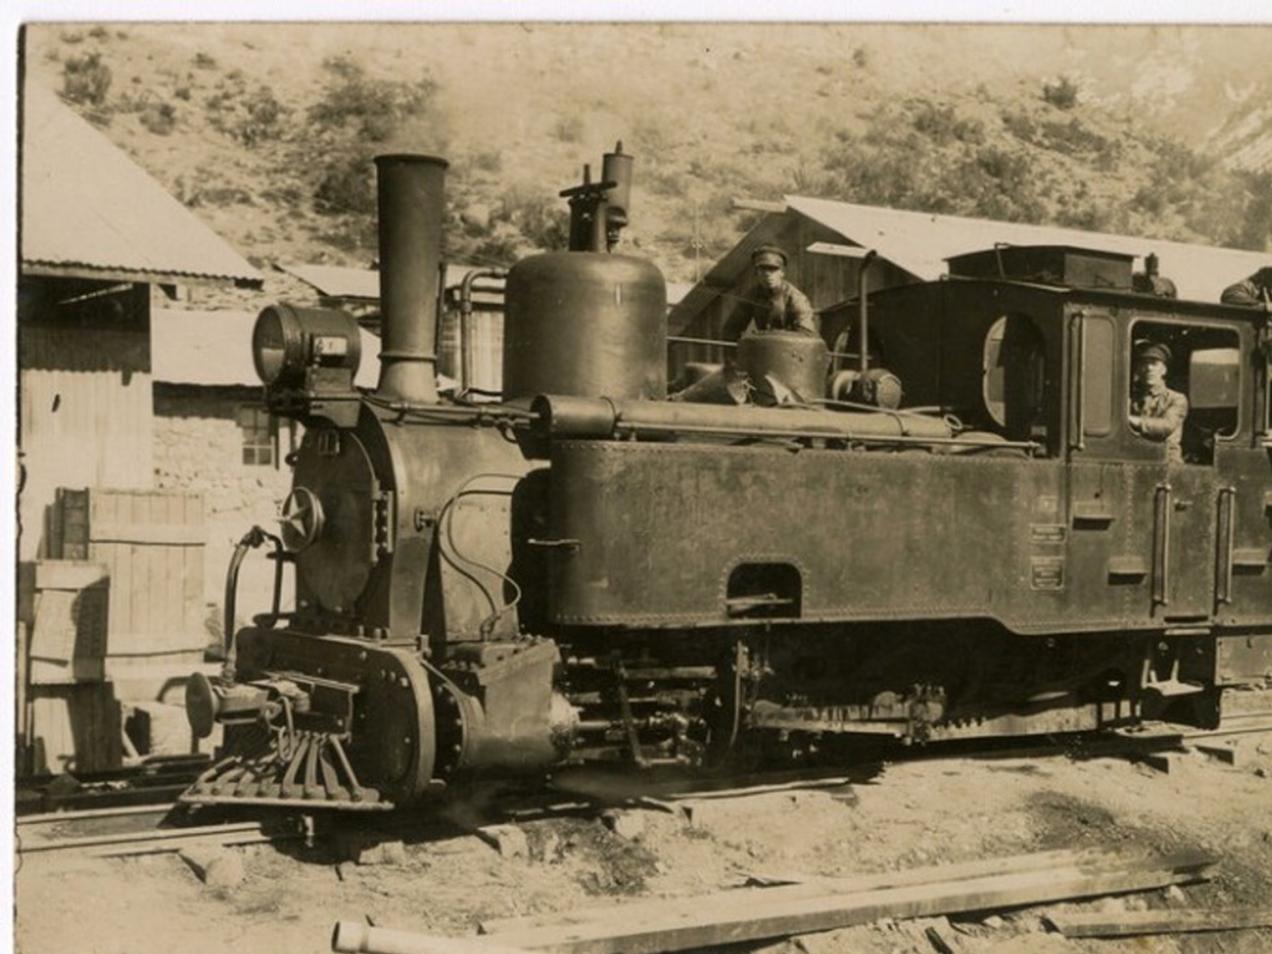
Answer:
xmin=23 ymin=23 xmax=1272 ymax=291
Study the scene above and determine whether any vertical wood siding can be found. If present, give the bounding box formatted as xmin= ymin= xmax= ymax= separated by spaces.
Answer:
xmin=18 ymin=280 xmax=154 ymax=559
xmin=56 ymin=488 xmax=207 ymax=671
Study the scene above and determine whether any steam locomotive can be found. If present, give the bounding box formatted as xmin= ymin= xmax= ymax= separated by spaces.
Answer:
xmin=182 ymin=146 xmax=1272 ymax=811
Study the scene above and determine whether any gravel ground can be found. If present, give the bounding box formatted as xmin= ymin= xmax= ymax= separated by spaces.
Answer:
xmin=15 ymin=732 xmax=1272 ymax=954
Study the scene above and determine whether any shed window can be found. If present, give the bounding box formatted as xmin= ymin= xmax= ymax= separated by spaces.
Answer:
xmin=238 ymin=406 xmax=277 ymax=467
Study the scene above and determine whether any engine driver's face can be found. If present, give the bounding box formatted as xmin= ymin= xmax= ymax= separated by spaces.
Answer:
xmin=755 ymin=264 xmax=783 ymax=292
xmin=1135 ymin=358 xmax=1166 ymax=389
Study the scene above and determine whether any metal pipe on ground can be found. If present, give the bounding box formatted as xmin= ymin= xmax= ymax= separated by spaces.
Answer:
xmin=332 ymin=922 xmax=532 ymax=954
xmin=374 ymin=154 xmax=448 ymax=404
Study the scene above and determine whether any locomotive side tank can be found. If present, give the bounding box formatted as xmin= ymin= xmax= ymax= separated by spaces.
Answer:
xmin=184 ymin=143 xmax=1272 ymax=812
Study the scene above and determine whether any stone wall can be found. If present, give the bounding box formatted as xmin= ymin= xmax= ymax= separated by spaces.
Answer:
xmin=153 ymin=384 xmax=297 ymax=631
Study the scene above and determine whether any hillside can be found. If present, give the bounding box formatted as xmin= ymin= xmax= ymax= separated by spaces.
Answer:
xmin=22 ymin=23 xmax=1272 ymax=296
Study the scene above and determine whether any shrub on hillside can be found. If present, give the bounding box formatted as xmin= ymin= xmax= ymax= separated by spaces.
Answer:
xmin=493 ymin=184 xmax=570 ymax=251
xmin=314 ymin=150 xmax=376 ymax=215
xmin=62 ymin=50 xmax=111 ymax=107
xmin=308 ymin=55 xmax=438 ymax=143
xmin=631 ymin=117 xmax=671 ymax=155
xmin=1001 ymin=109 xmax=1037 ymax=143
xmin=139 ymin=100 xmax=176 ymax=135
xmin=205 ymin=79 xmax=288 ymax=147
xmin=1042 ymin=76 xmax=1079 ymax=110
xmin=910 ymin=101 xmax=983 ymax=146
xmin=1233 ymin=170 xmax=1272 ymax=251
xmin=237 ymin=86 xmax=287 ymax=146
xmin=1039 ymin=117 xmax=1113 ymax=158
xmin=471 ymin=150 xmax=503 ymax=173
xmin=644 ymin=163 xmax=691 ymax=197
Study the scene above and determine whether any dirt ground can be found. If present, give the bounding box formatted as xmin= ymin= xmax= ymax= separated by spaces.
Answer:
xmin=15 ymin=732 xmax=1272 ymax=954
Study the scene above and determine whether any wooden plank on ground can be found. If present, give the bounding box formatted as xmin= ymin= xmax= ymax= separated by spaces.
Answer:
xmin=1193 ymin=741 xmax=1241 ymax=766
xmin=481 ymin=848 xmax=1114 ymax=935
xmin=1045 ymin=907 xmax=1272 ymax=938
xmin=482 ymin=852 xmax=1214 ymax=954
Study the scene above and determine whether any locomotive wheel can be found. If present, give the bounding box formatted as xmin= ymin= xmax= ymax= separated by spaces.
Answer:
xmin=352 ymin=646 xmax=438 ymax=805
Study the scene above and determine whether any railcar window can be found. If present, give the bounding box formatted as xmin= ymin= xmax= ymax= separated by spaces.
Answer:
xmin=982 ymin=318 xmax=1007 ymax=426
xmin=1129 ymin=320 xmax=1240 ymax=465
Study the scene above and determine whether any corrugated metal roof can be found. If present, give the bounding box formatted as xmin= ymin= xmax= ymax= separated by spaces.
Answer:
xmin=671 ymin=198 xmax=1271 ymax=333
xmin=21 ymin=84 xmax=261 ymax=287
xmin=282 ymin=263 xmax=690 ymax=310
xmin=152 ymin=309 xmax=381 ymax=389
xmin=279 ymin=262 xmax=505 ymax=300
xmin=784 ymin=195 xmax=1270 ymax=303
xmin=278 ymin=263 xmax=381 ymax=299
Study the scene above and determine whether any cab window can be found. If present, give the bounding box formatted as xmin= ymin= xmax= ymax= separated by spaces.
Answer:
xmin=1130 ymin=320 xmax=1240 ymax=465
xmin=983 ymin=314 xmax=1047 ymax=443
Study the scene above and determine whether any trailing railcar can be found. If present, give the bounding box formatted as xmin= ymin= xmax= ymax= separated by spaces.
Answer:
xmin=182 ymin=147 xmax=1272 ymax=811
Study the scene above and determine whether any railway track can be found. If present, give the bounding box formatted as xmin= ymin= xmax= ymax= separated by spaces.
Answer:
xmin=15 ymin=754 xmax=211 ymax=817
xmin=15 ymin=802 xmax=307 ymax=860
xmin=19 ymin=711 xmax=1272 ymax=862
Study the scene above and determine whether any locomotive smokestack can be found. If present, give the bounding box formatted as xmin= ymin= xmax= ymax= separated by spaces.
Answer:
xmin=374 ymin=154 xmax=448 ymax=404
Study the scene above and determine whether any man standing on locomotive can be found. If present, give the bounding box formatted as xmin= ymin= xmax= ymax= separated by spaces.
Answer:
xmin=721 ymin=245 xmax=817 ymax=342
xmin=1128 ymin=341 xmax=1188 ymax=463
xmin=1220 ymin=267 xmax=1272 ymax=310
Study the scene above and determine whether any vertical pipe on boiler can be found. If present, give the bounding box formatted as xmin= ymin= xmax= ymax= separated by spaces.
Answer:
xmin=374 ymin=154 xmax=448 ymax=404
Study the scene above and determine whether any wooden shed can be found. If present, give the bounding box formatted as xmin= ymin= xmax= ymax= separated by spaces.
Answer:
xmin=17 ymin=81 xmax=260 ymax=774
xmin=19 ymin=82 xmax=261 ymax=560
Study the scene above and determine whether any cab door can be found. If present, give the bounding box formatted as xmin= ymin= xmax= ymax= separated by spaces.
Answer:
xmin=1064 ymin=307 xmax=1146 ymax=631
xmin=1130 ymin=317 xmax=1244 ymax=623
xmin=1065 ymin=308 xmax=1224 ymax=626
xmin=1152 ymin=466 xmax=1218 ymax=621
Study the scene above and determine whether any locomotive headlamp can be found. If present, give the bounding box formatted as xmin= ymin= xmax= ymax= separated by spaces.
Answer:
xmin=252 ymin=304 xmax=362 ymax=390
